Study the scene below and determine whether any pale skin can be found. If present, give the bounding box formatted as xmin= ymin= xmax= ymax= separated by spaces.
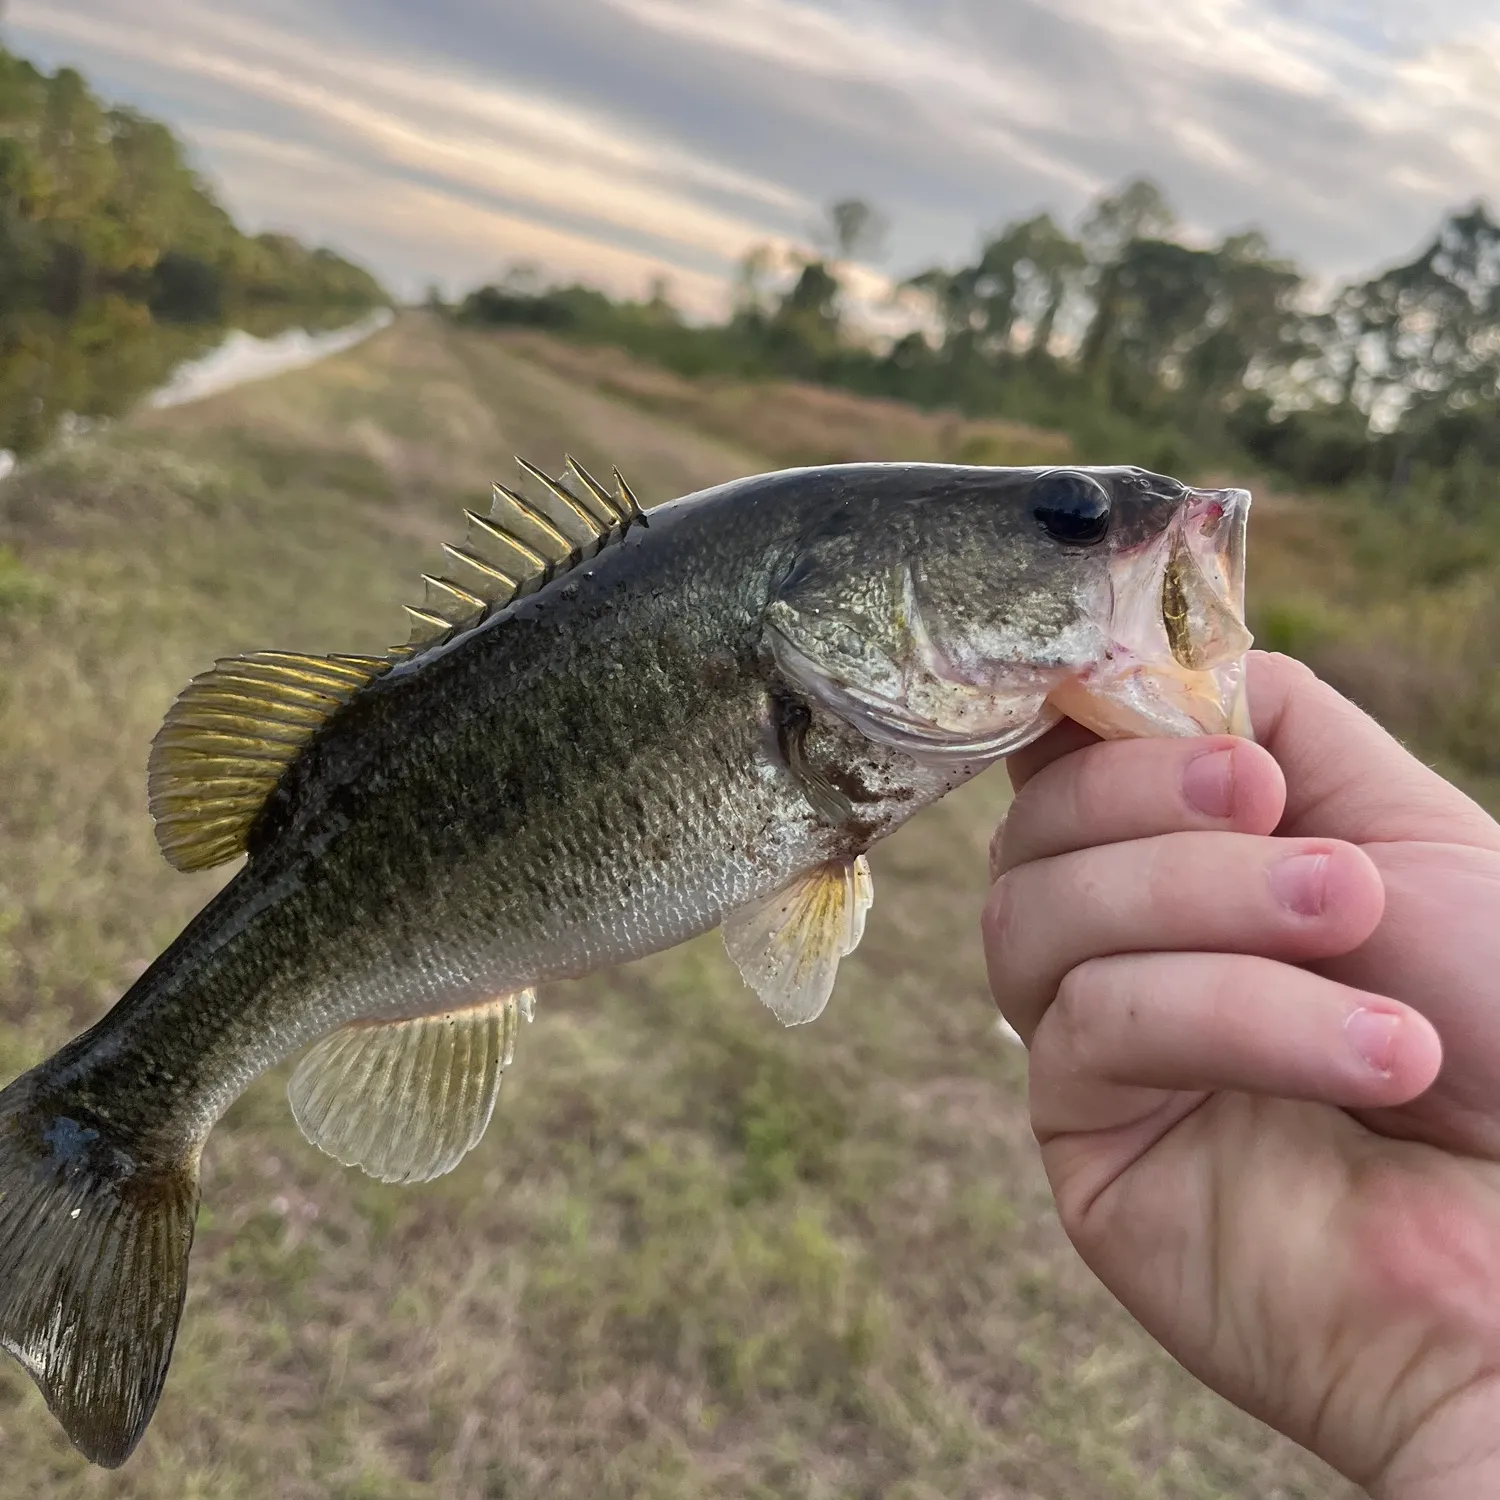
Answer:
xmin=982 ymin=651 xmax=1500 ymax=1498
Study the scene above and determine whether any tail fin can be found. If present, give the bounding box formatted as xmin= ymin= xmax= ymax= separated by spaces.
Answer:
xmin=0 ymin=1075 xmax=199 ymax=1467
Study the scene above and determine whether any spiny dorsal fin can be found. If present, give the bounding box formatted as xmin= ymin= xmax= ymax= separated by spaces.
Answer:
xmin=564 ymin=454 xmax=626 ymax=526
xmin=516 ymin=455 xmax=614 ymax=540
xmin=151 ymin=463 xmax=650 ymax=863
xmin=613 ymin=466 xmax=648 ymax=525
xmin=148 ymin=651 xmax=389 ymax=871
xmin=392 ymin=457 xmax=647 ymax=655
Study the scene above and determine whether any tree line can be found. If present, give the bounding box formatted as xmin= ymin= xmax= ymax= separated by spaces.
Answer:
xmin=0 ymin=45 xmax=387 ymax=453
xmin=457 ymin=181 xmax=1500 ymax=512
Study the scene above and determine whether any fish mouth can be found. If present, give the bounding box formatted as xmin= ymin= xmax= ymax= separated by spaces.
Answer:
xmin=1047 ymin=485 xmax=1255 ymax=741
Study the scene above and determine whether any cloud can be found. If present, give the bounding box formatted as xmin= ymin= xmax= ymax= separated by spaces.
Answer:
xmin=196 ymin=128 xmax=731 ymax=315
xmin=7 ymin=0 xmax=1499 ymax=306
xmin=13 ymin=0 xmax=803 ymax=289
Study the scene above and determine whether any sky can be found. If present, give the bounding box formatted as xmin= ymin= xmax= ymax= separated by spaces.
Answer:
xmin=8 ymin=0 xmax=1500 ymax=315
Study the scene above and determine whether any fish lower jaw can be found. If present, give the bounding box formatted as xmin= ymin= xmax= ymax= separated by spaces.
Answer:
xmin=1048 ymin=651 xmax=1252 ymax=741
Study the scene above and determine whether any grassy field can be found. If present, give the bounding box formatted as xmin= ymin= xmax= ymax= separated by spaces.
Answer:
xmin=0 ymin=312 xmax=1377 ymax=1499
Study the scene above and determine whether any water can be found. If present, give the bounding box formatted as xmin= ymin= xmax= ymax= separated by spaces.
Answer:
xmin=147 ymin=308 xmax=394 ymax=411
xmin=0 ymin=306 xmax=395 ymax=478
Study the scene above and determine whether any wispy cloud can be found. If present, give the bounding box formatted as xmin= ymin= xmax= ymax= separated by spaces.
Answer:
xmin=197 ymin=128 xmax=732 ymax=314
xmin=7 ymin=0 xmax=1499 ymax=305
xmin=9 ymin=0 xmax=808 ymax=304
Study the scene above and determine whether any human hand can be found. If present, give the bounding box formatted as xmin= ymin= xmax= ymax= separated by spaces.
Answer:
xmin=983 ymin=651 xmax=1500 ymax=1497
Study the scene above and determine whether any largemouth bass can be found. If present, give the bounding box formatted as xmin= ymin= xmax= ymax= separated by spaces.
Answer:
xmin=0 ymin=458 xmax=1251 ymax=1466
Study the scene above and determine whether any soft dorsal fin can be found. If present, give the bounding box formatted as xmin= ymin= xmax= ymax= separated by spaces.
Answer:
xmin=390 ymin=455 xmax=647 ymax=657
xmin=148 ymin=651 xmax=389 ymax=872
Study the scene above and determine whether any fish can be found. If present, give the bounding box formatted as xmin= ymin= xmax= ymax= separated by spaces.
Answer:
xmin=0 ymin=458 xmax=1252 ymax=1466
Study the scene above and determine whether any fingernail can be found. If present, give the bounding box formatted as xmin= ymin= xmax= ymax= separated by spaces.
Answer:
xmin=1270 ymin=852 xmax=1328 ymax=916
xmin=1346 ymin=1008 xmax=1400 ymax=1075
xmin=1182 ymin=748 xmax=1235 ymax=818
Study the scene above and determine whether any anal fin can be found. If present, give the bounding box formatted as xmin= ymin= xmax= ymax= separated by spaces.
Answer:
xmin=722 ymin=857 xmax=873 ymax=1026
xmin=287 ymin=990 xmax=533 ymax=1185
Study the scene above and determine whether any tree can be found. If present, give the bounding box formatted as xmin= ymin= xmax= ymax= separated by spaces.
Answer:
xmin=770 ymin=257 xmax=843 ymax=360
xmin=1079 ymin=177 xmax=1175 ymax=266
xmin=1074 ymin=178 xmax=1179 ymax=380
xmin=754 ymin=198 xmax=893 ymax=367
xmin=1187 ymin=231 xmax=1308 ymax=409
xmin=821 ymin=197 xmax=888 ymax=264
xmin=732 ymin=242 xmax=779 ymax=321
xmin=1323 ymin=204 xmax=1500 ymax=432
xmin=1012 ymin=213 xmax=1088 ymax=359
xmin=972 ymin=212 xmax=1087 ymax=359
xmin=0 ymin=41 xmax=387 ymax=454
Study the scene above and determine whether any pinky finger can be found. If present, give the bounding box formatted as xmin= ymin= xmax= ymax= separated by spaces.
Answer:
xmin=1028 ymin=951 xmax=1444 ymax=1142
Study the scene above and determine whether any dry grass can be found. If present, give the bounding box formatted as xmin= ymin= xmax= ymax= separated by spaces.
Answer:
xmin=1246 ymin=495 xmax=1500 ymax=811
xmin=0 ymin=314 xmax=1359 ymax=1498
xmin=487 ymin=331 xmax=1075 ymax=471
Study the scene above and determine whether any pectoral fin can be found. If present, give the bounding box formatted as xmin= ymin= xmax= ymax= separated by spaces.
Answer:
xmin=722 ymin=857 xmax=873 ymax=1026
xmin=287 ymin=990 xmax=533 ymax=1184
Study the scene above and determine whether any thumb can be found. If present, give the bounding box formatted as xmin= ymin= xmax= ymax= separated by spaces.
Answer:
xmin=1250 ymin=652 xmax=1500 ymax=851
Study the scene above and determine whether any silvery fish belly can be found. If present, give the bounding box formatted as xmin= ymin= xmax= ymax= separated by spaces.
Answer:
xmin=0 ymin=458 xmax=1252 ymax=1469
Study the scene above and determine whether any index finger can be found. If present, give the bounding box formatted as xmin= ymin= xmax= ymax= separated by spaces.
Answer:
xmin=1009 ymin=652 xmax=1500 ymax=854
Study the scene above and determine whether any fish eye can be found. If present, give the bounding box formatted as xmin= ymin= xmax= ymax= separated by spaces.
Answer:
xmin=1030 ymin=471 xmax=1112 ymax=547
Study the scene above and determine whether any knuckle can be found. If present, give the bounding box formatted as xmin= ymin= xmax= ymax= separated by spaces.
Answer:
xmin=1047 ymin=962 xmax=1107 ymax=1067
xmin=1262 ymin=650 xmax=1318 ymax=685
xmin=1141 ymin=833 xmax=1183 ymax=915
xmin=1261 ymin=651 xmax=1323 ymax=710
xmin=1041 ymin=746 xmax=1099 ymax=831
xmin=1001 ymin=774 xmax=1043 ymax=846
xmin=1067 ymin=745 xmax=1114 ymax=819
xmin=999 ymin=749 xmax=1095 ymax=865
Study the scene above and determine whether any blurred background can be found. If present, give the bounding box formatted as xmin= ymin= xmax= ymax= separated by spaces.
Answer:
xmin=0 ymin=1 xmax=1496 ymax=1495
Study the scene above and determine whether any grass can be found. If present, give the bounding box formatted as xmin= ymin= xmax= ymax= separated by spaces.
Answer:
xmin=1241 ymin=490 xmax=1500 ymax=811
xmin=483 ymin=331 xmax=1076 ymax=472
xmin=0 ymin=312 xmax=1375 ymax=1497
